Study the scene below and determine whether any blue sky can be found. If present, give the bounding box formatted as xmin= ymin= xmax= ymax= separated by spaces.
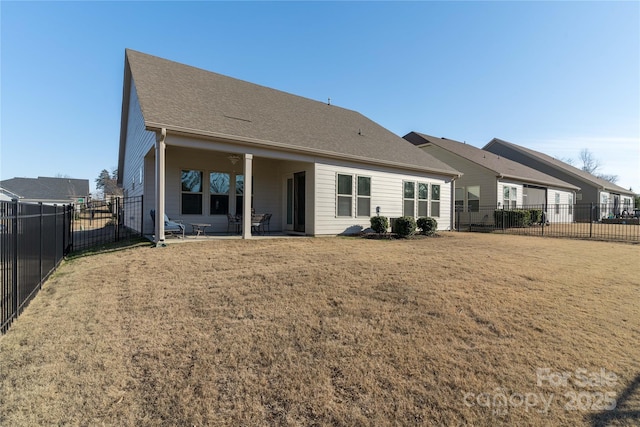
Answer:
xmin=1 ymin=1 xmax=639 ymax=193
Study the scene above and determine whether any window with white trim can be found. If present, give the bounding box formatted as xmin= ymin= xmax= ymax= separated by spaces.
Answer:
xmin=337 ymin=174 xmax=353 ymax=217
xmin=455 ymin=188 xmax=464 ymax=213
xmin=467 ymin=186 xmax=480 ymax=212
xmin=181 ymin=170 xmax=203 ymax=215
xmin=356 ymin=176 xmax=371 ymax=217
xmin=418 ymin=183 xmax=429 ymax=217
xmin=568 ymin=194 xmax=573 ymax=215
xmin=403 ymin=181 xmax=415 ymax=217
xmin=431 ymin=184 xmax=441 ymax=217
xmin=555 ymin=192 xmax=560 ymax=214
xmin=503 ymin=186 xmax=517 ymax=209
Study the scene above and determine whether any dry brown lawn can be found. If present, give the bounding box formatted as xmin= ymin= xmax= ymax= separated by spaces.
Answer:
xmin=0 ymin=233 xmax=638 ymax=426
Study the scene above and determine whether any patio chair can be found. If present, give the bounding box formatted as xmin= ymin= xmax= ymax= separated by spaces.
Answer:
xmin=251 ymin=214 xmax=265 ymax=234
xmin=261 ymin=213 xmax=272 ymax=234
xmin=227 ymin=213 xmax=241 ymax=234
xmin=150 ymin=209 xmax=185 ymax=238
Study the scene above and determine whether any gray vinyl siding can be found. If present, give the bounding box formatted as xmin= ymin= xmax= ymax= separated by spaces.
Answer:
xmin=485 ymin=142 xmax=600 ymax=221
xmin=420 ymin=145 xmax=497 ymax=207
xmin=122 ymin=80 xmax=156 ymax=232
xmin=314 ymin=160 xmax=452 ymax=234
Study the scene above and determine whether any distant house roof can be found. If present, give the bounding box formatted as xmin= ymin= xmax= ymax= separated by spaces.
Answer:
xmin=404 ymin=132 xmax=580 ymax=191
xmin=0 ymin=177 xmax=89 ymax=202
xmin=483 ymin=138 xmax=634 ymax=195
xmin=120 ymin=49 xmax=460 ymax=177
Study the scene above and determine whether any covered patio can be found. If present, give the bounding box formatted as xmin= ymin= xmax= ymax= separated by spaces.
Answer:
xmin=142 ymin=129 xmax=313 ymax=245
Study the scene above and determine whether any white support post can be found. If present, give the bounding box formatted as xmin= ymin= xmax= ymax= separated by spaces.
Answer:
xmin=242 ymin=153 xmax=253 ymax=239
xmin=155 ymin=128 xmax=167 ymax=245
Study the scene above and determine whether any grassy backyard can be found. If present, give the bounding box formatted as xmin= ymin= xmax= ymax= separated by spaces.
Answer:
xmin=0 ymin=233 xmax=638 ymax=426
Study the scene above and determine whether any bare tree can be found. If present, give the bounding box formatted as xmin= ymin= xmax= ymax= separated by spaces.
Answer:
xmin=562 ymin=149 xmax=619 ymax=184
xmin=579 ymin=149 xmax=602 ymax=175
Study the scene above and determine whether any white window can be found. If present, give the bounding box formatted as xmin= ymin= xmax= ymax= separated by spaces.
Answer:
xmin=403 ymin=181 xmax=415 ymax=217
xmin=455 ymin=188 xmax=464 ymax=213
xmin=555 ymin=192 xmax=560 ymax=214
xmin=356 ymin=176 xmax=371 ymax=217
xmin=431 ymin=184 xmax=441 ymax=217
xmin=467 ymin=186 xmax=480 ymax=212
xmin=418 ymin=183 xmax=429 ymax=216
xmin=337 ymin=174 xmax=353 ymax=217
xmin=503 ymin=186 xmax=517 ymax=209
xmin=568 ymin=194 xmax=573 ymax=215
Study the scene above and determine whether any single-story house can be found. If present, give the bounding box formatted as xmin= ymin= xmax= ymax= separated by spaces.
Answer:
xmin=117 ymin=50 xmax=461 ymax=243
xmin=0 ymin=177 xmax=90 ymax=205
xmin=403 ymin=132 xmax=580 ymax=224
xmin=483 ymin=138 xmax=636 ymax=221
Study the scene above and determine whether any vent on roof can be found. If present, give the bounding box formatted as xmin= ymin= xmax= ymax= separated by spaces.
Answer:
xmin=223 ymin=114 xmax=251 ymax=123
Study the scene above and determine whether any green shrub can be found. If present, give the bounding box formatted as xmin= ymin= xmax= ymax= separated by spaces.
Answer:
xmin=528 ymin=209 xmax=542 ymax=224
xmin=370 ymin=216 xmax=389 ymax=234
xmin=494 ymin=209 xmax=532 ymax=228
xmin=393 ymin=216 xmax=416 ymax=238
xmin=417 ymin=217 xmax=438 ymax=235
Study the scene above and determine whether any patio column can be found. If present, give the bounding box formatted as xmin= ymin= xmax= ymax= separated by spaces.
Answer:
xmin=242 ymin=153 xmax=253 ymax=239
xmin=155 ymin=128 xmax=167 ymax=245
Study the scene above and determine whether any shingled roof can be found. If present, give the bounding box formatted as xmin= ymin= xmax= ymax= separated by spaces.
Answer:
xmin=484 ymin=138 xmax=633 ymax=195
xmin=0 ymin=177 xmax=89 ymax=201
xmin=404 ymin=132 xmax=579 ymax=190
xmin=121 ymin=49 xmax=459 ymax=176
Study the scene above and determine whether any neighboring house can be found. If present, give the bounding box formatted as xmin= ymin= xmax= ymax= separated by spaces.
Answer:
xmin=404 ymin=132 xmax=580 ymax=224
xmin=484 ymin=138 xmax=636 ymax=221
xmin=0 ymin=177 xmax=90 ymax=205
xmin=117 ymin=50 xmax=460 ymax=242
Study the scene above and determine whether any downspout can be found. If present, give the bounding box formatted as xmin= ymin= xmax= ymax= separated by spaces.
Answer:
xmin=155 ymin=128 xmax=167 ymax=246
xmin=450 ymin=178 xmax=456 ymax=231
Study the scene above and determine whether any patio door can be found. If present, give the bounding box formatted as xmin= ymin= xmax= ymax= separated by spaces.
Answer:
xmin=293 ymin=172 xmax=305 ymax=232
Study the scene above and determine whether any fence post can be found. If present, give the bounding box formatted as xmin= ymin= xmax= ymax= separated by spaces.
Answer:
xmin=11 ymin=199 xmax=18 ymax=324
xmin=39 ymin=202 xmax=43 ymax=290
xmin=140 ymin=195 xmax=144 ymax=236
xmin=502 ymin=206 xmax=505 ymax=232
xmin=589 ymin=202 xmax=593 ymax=238
xmin=114 ymin=197 xmax=120 ymax=243
xmin=541 ymin=205 xmax=544 ymax=237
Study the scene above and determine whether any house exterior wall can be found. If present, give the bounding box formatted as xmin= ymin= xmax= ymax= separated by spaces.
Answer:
xmin=496 ymin=181 xmax=524 ymax=208
xmin=419 ymin=145 xmax=497 ymax=210
xmin=125 ymin=124 xmax=456 ymax=236
xmin=121 ymin=81 xmax=156 ymax=231
xmin=546 ymin=188 xmax=575 ymax=223
xmin=314 ymin=160 xmax=452 ymax=234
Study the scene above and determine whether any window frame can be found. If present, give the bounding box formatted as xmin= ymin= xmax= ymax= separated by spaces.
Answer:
xmin=356 ymin=175 xmax=371 ymax=217
xmin=418 ymin=182 xmax=429 ymax=217
xmin=467 ymin=185 xmax=480 ymax=213
xmin=336 ymin=173 xmax=353 ymax=217
xmin=403 ymin=181 xmax=416 ymax=217
xmin=209 ymin=171 xmax=230 ymax=215
xmin=430 ymin=183 xmax=441 ymax=217
xmin=181 ymin=169 xmax=203 ymax=215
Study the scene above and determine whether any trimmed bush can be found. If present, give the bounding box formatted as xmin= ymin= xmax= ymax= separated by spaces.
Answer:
xmin=417 ymin=217 xmax=438 ymax=235
xmin=393 ymin=216 xmax=417 ymax=238
xmin=370 ymin=216 xmax=389 ymax=234
xmin=528 ymin=209 xmax=543 ymax=224
xmin=494 ymin=209 xmax=532 ymax=228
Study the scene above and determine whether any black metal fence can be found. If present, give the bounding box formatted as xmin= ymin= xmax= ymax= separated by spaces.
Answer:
xmin=1 ymin=201 xmax=73 ymax=334
xmin=71 ymin=196 xmax=144 ymax=252
xmin=1 ymin=196 xmax=144 ymax=334
xmin=456 ymin=203 xmax=640 ymax=242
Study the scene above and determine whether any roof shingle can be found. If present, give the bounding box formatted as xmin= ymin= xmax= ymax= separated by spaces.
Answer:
xmin=404 ymin=132 xmax=580 ymax=190
xmin=124 ymin=49 xmax=459 ymax=176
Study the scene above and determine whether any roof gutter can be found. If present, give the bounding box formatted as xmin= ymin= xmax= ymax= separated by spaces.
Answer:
xmin=145 ymin=122 xmax=462 ymax=178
